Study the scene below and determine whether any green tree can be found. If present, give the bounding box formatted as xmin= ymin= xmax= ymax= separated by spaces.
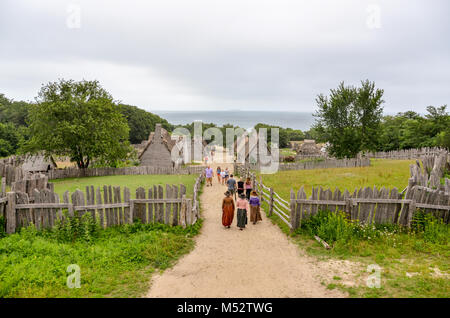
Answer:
xmin=0 ymin=122 xmax=21 ymax=157
xmin=0 ymin=94 xmax=30 ymax=126
xmin=314 ymin=80 xmax=384 ymax=158
xmin=119 ymin=104 xmax=173 ymax=144
xmin=26 ymin=79 xmax=131 ymax=168
xmin=254 ymin=123 xmax=289 ymax=148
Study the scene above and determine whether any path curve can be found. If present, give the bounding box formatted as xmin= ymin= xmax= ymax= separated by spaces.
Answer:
xmin=146 ymin=160 xmax=344 ymax=298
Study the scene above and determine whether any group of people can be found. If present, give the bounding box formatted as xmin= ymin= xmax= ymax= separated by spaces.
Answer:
xmin=204 ymin=166 xmax=262 ymax=231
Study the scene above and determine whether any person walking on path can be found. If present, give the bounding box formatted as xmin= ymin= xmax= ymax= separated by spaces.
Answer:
xmin=205 ymin=166 xmax=214 ymax=187
xmin=224 ymin=167 xmax=230 ymax=184
xmin=220 ymin=170 xmax=226 ymax=185
xmin=249 ymin=190 xmax=262 ymax=224
xmin=222 ymin=190 xmax=235 ymax=228
xmin=237 ymin=177 xmax=245 ymax=198
xmin=244 ymin=177 xmax=252 ymax=200
xmin=236 ymin=193 xmax=249 ymax=230
xmin=227 ymin=174 xmax=237 ymax=200
xmin=216 ymin=166 xmax=221 ymax=184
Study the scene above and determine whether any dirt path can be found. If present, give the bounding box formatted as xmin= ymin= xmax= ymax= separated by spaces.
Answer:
xmin=145 ymin=158 xmax=345 ymax=298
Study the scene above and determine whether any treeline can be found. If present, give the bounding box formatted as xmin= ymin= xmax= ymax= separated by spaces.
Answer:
xmin=0 ymin=94 xmax=30 ymax=157
xmin=377 ymin=107 xmax=450 ymax=151
xmin=313 ymin=80 xmax=450 ymax=158
xmin=0 ymin=93 xmax=172 ymax=157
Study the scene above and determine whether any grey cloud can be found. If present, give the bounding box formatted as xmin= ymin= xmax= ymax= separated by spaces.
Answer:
xmin=0 ymin=0 xmax=449 ymax=113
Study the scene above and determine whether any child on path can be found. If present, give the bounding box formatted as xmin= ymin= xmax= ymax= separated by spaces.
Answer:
xmin=220 ymin=170 xmax=226 ymax=185
xmin=216 ymin=166 xmax=221 ymax=183
xmin=222 ymin=191 xmax=235 ymax=228
xmin=236 ymin=193 xmax=249 ymax=230
xmin=224 ymin=167 xmax=229 ymax=183
xmin=249 ymin=190 xmax=262 ymax=224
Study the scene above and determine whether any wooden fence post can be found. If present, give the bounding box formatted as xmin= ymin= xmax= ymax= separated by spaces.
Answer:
xmin=406 ymin=200 xmax=416 ymax=228
xmin=269 ymin=188 xmax=274 ymax=217
xmin=6 ymin=192 xmax=16 ymax=234
xmin=1 ymin=177 xmax=6 ymax=197
xmin=290 ymin=189 xmax=296 ymax=233
xmin=180 ymin=195 xmax=187 ymax=228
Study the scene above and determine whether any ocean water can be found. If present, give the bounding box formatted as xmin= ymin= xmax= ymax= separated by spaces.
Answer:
xmin=154 ymin=111 xmax=315 ymax=131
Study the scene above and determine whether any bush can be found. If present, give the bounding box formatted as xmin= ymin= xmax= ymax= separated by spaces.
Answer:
xmin=298 ymin=209 xmax=448 ymax=247
xmin=52 ymin=211 xmax=101 ymax=243
xmin=0 ymin=216 xmax=5 ymax=238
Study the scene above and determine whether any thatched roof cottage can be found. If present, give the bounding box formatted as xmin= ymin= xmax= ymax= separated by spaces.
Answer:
xmin=296 ymin=139 xmax=322 ymax=157
xmin=22 ymin=154 xmax=57 ymax=173
xmin=139 ymin=124 xmax=178 ymax=168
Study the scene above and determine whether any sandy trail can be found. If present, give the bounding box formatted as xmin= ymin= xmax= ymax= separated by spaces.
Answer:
xmin=146 ymin=155 xmax=344 ymax=298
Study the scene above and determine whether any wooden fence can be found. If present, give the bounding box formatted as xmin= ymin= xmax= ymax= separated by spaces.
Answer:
xmin=365 ymin=147 xmax=447 ymax=160
xmin=235 ymin=158 xmax=370 ymax=173
xmin=47 ymin=165 xmax=207 ymax=180
xmin=236 ymin=165 xmax=450 ymax=232
xmin=0 ymin=163 xmax=25 ymax=186
xmin=1 ymin=173 xmax=204 ymax=234
xmin=409 ymin=151 xmax=450 ymax=190
xmin=11 ymin=174 xmax=54 ymax=198
xmin=278 ymin=157 xmax=370 ymax=171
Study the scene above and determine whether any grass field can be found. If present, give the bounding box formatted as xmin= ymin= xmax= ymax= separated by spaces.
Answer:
xmin=0 ymin=221 xmax=202 ymax=298
xmin=259 ymin=159 xmax=415 ymax=199
xmin=50 ymin=174 xmax=198 ymax=199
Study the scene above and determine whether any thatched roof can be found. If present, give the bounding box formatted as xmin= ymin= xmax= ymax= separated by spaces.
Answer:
xmin=22 ymin=155 xmax=56 ymax=172
xmin=297 ymin=139 xmax=321 ymax=155
xmin=138 ymin=124 xmax=178 ymax=160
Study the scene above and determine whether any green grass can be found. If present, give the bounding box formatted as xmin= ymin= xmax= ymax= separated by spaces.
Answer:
xmin=260 ymin=159 xmax=415 ymax=199
xmin=293 ymin=227 xmax=449 ymax=298
xmin=253 ymin=159 xmax=449 ymax=298
xmin=261 ymin=201 xmax=449 ymax=298
xmin=280 ymin=148 xmax=296 ymax=157
xmin=0 ymin=220 xmax=203 ymax=298
xmin=50 ymin=174 xmax=197 ymax=199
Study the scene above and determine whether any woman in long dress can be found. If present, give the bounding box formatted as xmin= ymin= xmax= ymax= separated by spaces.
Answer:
xmin=244 ymin=177 xmax=252 ymax=200
xmin=236 ymin=193 xmax=249 ymax=230
xmin=222 ymin=191 xmax=235 ymax=228
xmin=249 ymin=190 xmax=262 ymax=224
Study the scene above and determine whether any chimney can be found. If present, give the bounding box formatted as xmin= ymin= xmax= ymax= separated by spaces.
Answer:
xmin=155 ymin=124 xmax=162 ymax=141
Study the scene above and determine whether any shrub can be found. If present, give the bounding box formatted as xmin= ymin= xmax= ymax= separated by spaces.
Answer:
xmin=0 ymin=216 xmax=6 ymax=238
xmin=422 ymin=217 xmax=448 ymax=244
xmin=52 ymin=211 xmax=101 ymax=243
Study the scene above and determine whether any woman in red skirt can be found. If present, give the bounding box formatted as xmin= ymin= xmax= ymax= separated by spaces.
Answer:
xmin=222 ymin=190 xmax=235 ymax=228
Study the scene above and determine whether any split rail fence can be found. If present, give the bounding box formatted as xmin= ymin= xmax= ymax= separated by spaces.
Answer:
xmin=235 ymin=165 xmax=450 ymax=233
xmin=0 ymin=174 xmax=204 ymax=234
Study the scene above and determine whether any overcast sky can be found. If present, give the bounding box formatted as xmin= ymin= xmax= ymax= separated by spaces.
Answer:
xmin=1 ymin=0 xmax=449 ymax=113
